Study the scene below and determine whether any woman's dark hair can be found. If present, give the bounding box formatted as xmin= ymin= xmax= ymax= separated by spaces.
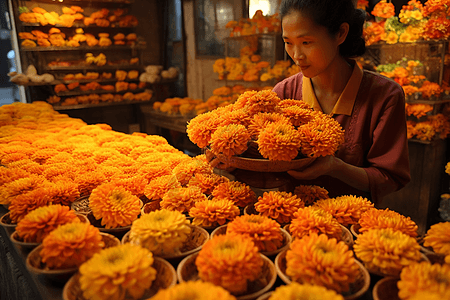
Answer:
xmin=280 ymin=0 xmax=366 ymax=58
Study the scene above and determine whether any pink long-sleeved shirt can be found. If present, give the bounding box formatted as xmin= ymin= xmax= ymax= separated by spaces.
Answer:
xmin=273 ymin=61 xmax=411 ymax=204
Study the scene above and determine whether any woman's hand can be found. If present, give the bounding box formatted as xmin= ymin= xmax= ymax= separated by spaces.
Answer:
xmin=287 ymin=156 xmax=339 ymax=180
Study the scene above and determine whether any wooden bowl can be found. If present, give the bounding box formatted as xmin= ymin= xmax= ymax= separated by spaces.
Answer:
xmin=205 ymin=148 xmax=316 ymax=173
xmin=256 ymin=292 xmax=272 ymax=300
xmin=275 ymin=250 xmax=370 ymax=300
xmin=362 ymin=253 xmax=429 ymax=278
xmin=372 ymin=277 xmax=400 ymax=300
xmin=62 ymin=257 xmax=177 ymax=300
xmin=122 ymin=225 xmax=209 ymax=263
xmin=211 ymin=225 xmax=292 ymax=258
xmin=244 ymin=203 xmax=258 ymax=216
xmin=177 ymin=252 xmax=277 ymax=300
xmin=26 ymin=232 xmax=120 ymax=282
xmin=0 ymin=212 xmax=17 ymax=234
xmin=141 ymin=200 xmax=161 ymax=215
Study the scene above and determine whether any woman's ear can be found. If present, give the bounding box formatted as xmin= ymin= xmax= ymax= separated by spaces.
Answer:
xmin=337 ymin=22 xmax=349 ymax=45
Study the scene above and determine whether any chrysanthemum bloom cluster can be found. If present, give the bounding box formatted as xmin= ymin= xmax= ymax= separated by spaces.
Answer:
xmin=293 ymin=185 xmax=329 ymax=206
xmin=258 ymin=121 xmax=301 ymax=161
xmin=398 ymin=262 xmax=450 ymax=299
xmin=210 ymin=124 xmax=251 ymax=158
xmin=161 ymin=186 xmax=207 ymax=213
xmin=372 ymin=0 xmax=395 ymax=19
xmin=190 ymin=198 xmax=240 ymax=227
xmin=234 ymin=90 xmax=280 ymax=115
xmin=286 ymin=233 xmax=359 ymax=293
xmin=290 ymin=206 xmax=342 ymax=240
xmin=226 ymin=214 xmax=283 ymax=252
xmin=89 ymin=183 xmax=141 ymax=229
xmin=268 ymin=282 xmax=344 ymax=300
xmin=211 ymin=181 xmax=256 ymax=207
xmin=172 ymin=158 xmax=213 ymax=186
xmin=196 ymin=234 xmax=263 ymax=294
xmin=144 ymin=175 xmax=181 ymax=201
xmin=8 ymin=188 xmax=53 ymax=223
xmin=79 ymin=244 xmax=157 ymax=300
xmin=0 ymin=174 xmax=49 ymax=206
xmin=423 ymin=222 xmax=450 ymax=264
xmin=188 ymin=172 xmax=228 ymax=195
xmin=129 ymin=209 xmax=191 ymax=256
xmin=16 ymin=204 xmax=79 ymax=243
xmin=358 ymin=208 xmax=418 ymax=237
xmin=40 ymin=222 xmax=104 ymax=269
xmin=353 ymin=228 xmax=421 ymax=276
xmin=248 ymin=112 xmax=290 ymax=139
xmin=255 ymin=191 xmax=304 ymax=224
xmin=151 ymin=280 xmax=237 ymax=300
xmin=314 ymin=195 xmax=374 ymax=226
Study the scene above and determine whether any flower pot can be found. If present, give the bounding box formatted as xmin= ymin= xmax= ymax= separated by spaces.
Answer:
xmin=211 ymin=224 xmax=292 ymax=258
xmin=284 ymin=224 xmax=353 ymax=250
xmin=0 ymin=212 xmax=17 ymax=234
xmin=372 ymin=277 xmax=400 ymax=300
xmin=177 ymin=252 xmax=277 ymax=300
xmin=70 ymin=196 xmax=91 ymax=215
xmin=362 ymin=253 xmax=429 ymax=278
xmin=256 ymin=292 xmax=272 ymax=300
xmin=62 ymin=257 xmax=177 ymax=300
xmin=275 ymin=250 xmax=370 ymax=300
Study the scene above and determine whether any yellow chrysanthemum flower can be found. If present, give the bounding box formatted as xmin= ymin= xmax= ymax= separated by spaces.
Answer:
xmin=188 ymin=172 xmax=228 ymax=195
xmin=89 ymin=182 xmax=141 ymax=229
xmin=129 ymin=209 xmax=191 ymax=256
xmin=190 ymin=198 xmax=240 ymax=227
xmin=40 ymin=222 xmax=104 ymax=269
xmin=359 ymin=208 xmax=418 ymax=237
xmin=79 ymin=244 xmax=157 ymax=300
xmin=268 ymin=282 xmax=344 ymax=300
xmin=286 ymin=233 xmax=359 ymax=293
xmin=354 ymin=228 xmax=421 ymax=276
xmin=211 ymin=181 xmax=256 ymax=208
xmin=255 ymin=191 xmax=304 ymax=224
xmin=423 ymin=222 xmax=450 ymax=264
xmin=16 ymin=204 xmax=79 ymax=243
xmin=144 ymin=175 xmax=181 ymax=201
xmin=196 ymin=234 xmax=263 ymax=294
xmin=161 ymin=186 xmax=207 ymax=213
xmin=398 ymin=262 xmax=450 ymax=299
xmin=151 ymin=280 xmax=237 ymax=300
xmin=290 ymin=206 xmax=342 ymax=240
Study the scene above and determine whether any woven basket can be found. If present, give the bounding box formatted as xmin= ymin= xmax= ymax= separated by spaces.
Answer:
xmin=275 ymin=250 xmax=370 ymax=300
xmin=256 ymin=292 xmax=272 ymax=300
xmin=283 ymin=224 xmax=353 ymax=250
xmin=141 ymin=200 xmax=161 ymax=215
xmin=70 ymin=196 xmax=91 ymax=215
xmin=10 ymin=231 xmax=40 ymax=250
xmin=372 ymin=277 xmax=400 ymax=300
xmin=26 ymin=232 xmax=120 ymax=282
xmin=244 ymin=204 xmax=258 ymax=216
xmin=211 ymin=225 xmax=292 ymax=258
xmin=62 ymin=257 xmax=177 ymax=300
xmin=177 ymin=252 xmax=277 ymax=300
xmin=122 ymin=225 xmax=209 ymax=263
xmin=0 ymin=212 xmax=17 ymax=234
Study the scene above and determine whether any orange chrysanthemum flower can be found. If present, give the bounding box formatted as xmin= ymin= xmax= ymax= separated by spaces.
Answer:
xmin=277 ymin=99 xmax=312 ymax=110
xmin=248 ymin=112 xmax=290 ymax=139
xmin=188 ymin=172 xmax=228 ymax=195
xmin=226 ymin=214 xmax=283 ymax=252
xmin=353 ymin=228 xmax=421 ymax=276
xmin=161 ymin=186 xmax=207 ymax=213
xmin=281 ymin=106 xmax=315 ymax=127
xmin=74 ymin=170 xmax=107 ymax=197
xmin=16 ymin=204 xmax=80 ymax=243
xmin=313 ymin=195 xmax=374 ymax=226
xmin=290 ymin=206 xmax=342 ymax=240
xmin=423 ymin=222 xmax=450 ymax=264
xmin=286 ymin=233 xmax=359 ymax=293
xmin=40 ymin=222 xmax=104 ymax=269
xmin=0 ymin=174 xmax=49 ymax=206
xmin=151 ymin=280 xmax=237 ymax=300
xmin=8 ymin=188 xmax=53 ymax=223
xmin=218 ymin=108 xmax=252 ymax=128
xmin=258 ymin=121 xmax=301 ymax=161
xmin=144 ymin=175 xmax=181 ymax=201
xmin=30 ymin=148 xmax=60 ymax=164
xmin=211 ymin=181 xmax=256 ymax=208
xmin=269 ymin=282 xmax=344 ymax=300
xmin=0 ymin=167 xmax=31 ymax=187
xmin=190 ymin=198 xmax=240 ymax=227
xmin=210 ymin=124 xmax=251 ymax=158
xmin=136 ymin=161 xmax=172 ymax=182
xmin=7 ymin=159 xmax=45 ymax=175
xmin=196 ymin=234 xmax=263 ymax=294
xmin=42 ymin=163 xmax=77 ymax=181
xmin=234 ymin=90 xmax=281 ymax=115
xmin=79 ymin=244 xmax=157 ymax=300
xmin=48 ymin=178 xmax=80 ymax=206
xmin=397 ymin=262 xmax=450 ymax=300
xmin=359 ymin=208 xmax=418 ymax=237
xmin=298 ymin=113 xmax=345 ymax=157
xmin=293 ymin=185 xmax=329 ymax=206
xmin=172 ymin=158 xmax=213 ymax=186
xmin=129 ymin=209 xmax=191 ymax=255
xmin=255 ymin=191 xmax=304 ymax=224
xmin=89 ymin=183 xmax=141 ymax=229
xmin=187 ymin=110 xmax=224 ymax=148
xmin=102 ymin=141 xmax=133 ymax=155
xmin=109 ymin=176 xmax=148 ymax=198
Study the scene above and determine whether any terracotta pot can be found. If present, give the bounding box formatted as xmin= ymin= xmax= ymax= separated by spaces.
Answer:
xmin=372 ymin=277 xmax=400 ymax=300
xmin=0 ymin=212 xmax=17 ymax=234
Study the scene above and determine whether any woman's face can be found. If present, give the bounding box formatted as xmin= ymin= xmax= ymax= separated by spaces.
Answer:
xmin=282 ymin=10 xmax=343 ymax=78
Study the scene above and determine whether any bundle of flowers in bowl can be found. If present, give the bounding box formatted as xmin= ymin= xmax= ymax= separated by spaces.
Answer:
xmin=178 ymin=234 xmax=276 ymax=298
xmin=12 ymin=204 xmax=85 ymax=249
xmin=397 ymin=261 xmax=450 ymax=299
xmin=189 ymin=198 xmax=240 ymax=230
xmin=279 ymin=233 xmax=367 ymax=297
xmin=313 ymin=195 xmax=374 ymax=227
xmin=293 ymin=184 xmax=329 ymax=206
xmin=186 ymin=90 xmax=345 ymax=171
xmin=354 ymin=208 xmax=418 ymax=238
xmin=254 ymin=191 xmax=305 ymax=224
xmin=268 ymin=282 xmax=344 ymax=300
xmin=150 ymin=280 xmax=237 ymax=300
xmin=353 ymin=228 xmax=422 ymax=277
xmin=211 ymin=180 xmax=256 ymax=208
xmin=211 ymin=214 xmax=290 ymax=256
xmin=160 ymin=186 xmax=207 ymax=213
xmin=422 ymin=222 xmax=450 ymax=264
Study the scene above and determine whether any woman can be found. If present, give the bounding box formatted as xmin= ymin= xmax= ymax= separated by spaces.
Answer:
xmin=273 ymin=0 xmax=410 ymax=204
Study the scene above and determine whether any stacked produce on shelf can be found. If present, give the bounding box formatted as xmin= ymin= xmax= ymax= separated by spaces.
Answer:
xmin=8 ymin=65 xmax=54 ymax=85
xmin=363 ymin=0 xmax=450 ymax=45
xmin=139 ymin=65 xmax=179 ymax=84
xmin=225 ymin=10 xmax=280 ymax=37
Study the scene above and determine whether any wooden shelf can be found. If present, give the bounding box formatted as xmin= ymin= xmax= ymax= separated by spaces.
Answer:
xmin=44 ymin=64 xmax=142 ymax=71
xmin=55 ymin=88 xmax=146 ymax=97
xmin=51 ymin=99 xmax=152 ymax=111
xmin=21 ymin=44 xmax=144 ymax=52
